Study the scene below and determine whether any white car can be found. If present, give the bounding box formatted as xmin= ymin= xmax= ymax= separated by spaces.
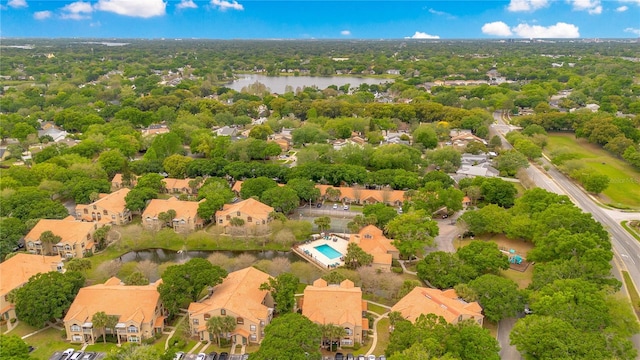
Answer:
xmin=174 ymin=352 xmax=185 ymax=360
xmin=196 ymin=353 xmax=207 ymax=360
xmin=333 ymin=204 xmax=338 ymax=209
xmin=367 ymin=355 xmax=376 ymax=360
xmin=343 ymin=205 xmax=349 ymax=210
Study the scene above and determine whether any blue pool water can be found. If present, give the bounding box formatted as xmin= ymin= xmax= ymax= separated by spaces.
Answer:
xmin=315 ymin=244 xmax=342 ymax=259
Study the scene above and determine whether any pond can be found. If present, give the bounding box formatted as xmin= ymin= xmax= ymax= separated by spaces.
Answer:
xmin=226 ymin=74 xmax=391 ymax=94
xmin=118 ymin=248 xmax=301 ymax=264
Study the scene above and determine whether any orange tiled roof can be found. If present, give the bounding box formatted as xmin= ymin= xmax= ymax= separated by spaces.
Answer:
xmin=349 ymin=225 xmax=398 ymax=266
xmin=216 ymin=198 xmax=274 ymax=221
xmin=163 ymin=178 xmax=199 ymax=192
xmin=76 ymin=188 xmax=130 ymax=215
xmin=64 ymin=278 xmax=162 ymax=324
xmin=142 ymin=197 xmax=201 ymax=222
xmin=25 ymin=218 xmax=96 ymax=246
xmin=188 ymin=267 xmax=272 ymax=323
xmin=302 ymin=279 xmax=364 ymax=326
xmin=391 ymin=287 xmax=484 ymax=324
xmin=316 ymin=185 xmax=405 ymax=204
xmin=0 ymin=253 xmax=62 ymax=296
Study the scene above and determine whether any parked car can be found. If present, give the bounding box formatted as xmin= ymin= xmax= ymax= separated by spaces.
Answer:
xmin=218 ymin=352 xmax=229 ymax=360
xmin=333 ymin=204 xmax=338 ymax=209
xmin=356 ymin=355 xmax=366 ymax=360
xmin=69 ymin=352 xmax=84 ymax=360
xmin=62 ymin=349 xmax=75 ymax=357
xmin=174 ymin=351 xmax=185 ymax=360
xmin=343 ymin=205 xmax=349 ymax=210
xmin=207 ymin=351 xmax=218 ymax=360
xmin=317 ymin=202 xmax=323 ymax=208
xmin=378 ymin=356 xmax=387 ymax=360
xmin=335 ymin=352 xmax=344 ymax=360
xmin=196 ymin=353 xmax=207 ymax=360
xmin=367 ymin=355 xmax=376 ymax=360
xmin=345 ymin=354 xmax=354 ymax=360
xmin=81 ymin=352 xmax=96 ymax=360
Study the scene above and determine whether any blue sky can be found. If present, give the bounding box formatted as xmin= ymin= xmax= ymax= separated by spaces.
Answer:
xmin=1 ymin=0 xmax=639 ymax=39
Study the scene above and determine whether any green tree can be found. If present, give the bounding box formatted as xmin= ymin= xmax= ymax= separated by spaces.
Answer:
xmin=14 ymin=271 xmax=85 ymax=328
xmin=362 ymin=203 xmax=398 ymax=228
xmin=91 ymin=311 xmax=110 ymax=344
xmin=343 ymin=242 xmax=374 ymax=269
xmin=65 ymin=258 xmax=92 ymax=273
xmin=260 ymin=273 xmax=299 ymax=314
xmin=417 ymin=252 xmax=477 ymax=289
xmin=162 ymin=154 xmax=193 ymax=179
xmin=456 ymin=241 xmax=509 ymax=275
xmin=124 ymin=271 xmax=150 ymax=286
xmin=493 ymin=149 xmax=529 ymax=177
xmin=261 ymin=186 xmax=300 ymax=214
xmin=251 ymin=313 xmax=322 ymax=360
xmin=136 ymin=173 xmax=165 ymax=192
xmin=412 ymin=124 xmax=438 ymax=149
xmin=125 ymin=187 xmax=158 ymax=213
xmin=98 ymin=149 xmax=127 ymax=179
xmin=249 ymin=124 xmax=274 ymax=140
xmin=385 ymin=210 xmax=439 ymax=259
xmin=239 ymin=177 xmax=278 ymax=199
xmin=104 ymin=343 xmax=165 ymax=360
xmin=321 ymin=271 xmax=347 ymax=285
xmin=467 ymin=275 xmax=524 ymax=322
xmin=480 ymin=178 xmax=517 ymax=208
xmin=582 ymin=173 xmax=610 ymax=194
xmin=206 ymin=315 xmax=237 ymax=347
xmin=158 ymin=258 xmax=227 ymax=317
xmin=314 ymin=216 xmax=331 ymax=232
xmin=0 ymin=217 xmax=26 ymax=260
xmin=0 ymin=334 xmax=31 ymax=359
xmin=287 ymin=178 xmax=321 ymax=204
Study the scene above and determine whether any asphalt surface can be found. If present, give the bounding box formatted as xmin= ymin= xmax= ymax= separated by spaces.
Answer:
xmin=491 ymin=111 xmax=640 ymax=357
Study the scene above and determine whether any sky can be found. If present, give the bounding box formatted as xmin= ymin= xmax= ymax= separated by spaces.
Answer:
xmin=0 ymin=0 xmax=639 ymax=39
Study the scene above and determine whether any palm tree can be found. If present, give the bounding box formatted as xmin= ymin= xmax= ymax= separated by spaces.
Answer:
xmin=206 ymin=315 xmax=236 ymax=346
xmin=39 ymin=230 xmax=61 ymax=255
xmin=91 ymin=311 xmax=109 ymax=344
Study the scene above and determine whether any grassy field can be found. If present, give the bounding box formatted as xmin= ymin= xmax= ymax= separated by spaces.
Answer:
xmin=545 ymin=133 xmax=640 ymax=209
xmin=621 ymin=221 xmax=640 ymax=242
xmin=372 ymin=317 xmax=390 ymax=356
xmin=23 ymin=327 xmax=76 ymax=360
xmin=483 ymin=320 xmax=498 ymax=338
xmin=622 ymin=271 xmax=640 ymax=319
xmin=367 ymin=303 xmax=389 ymax=315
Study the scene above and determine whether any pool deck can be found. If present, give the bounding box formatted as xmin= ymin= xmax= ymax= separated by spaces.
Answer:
xmin=293 ymin=234 xmax=349 ymax=271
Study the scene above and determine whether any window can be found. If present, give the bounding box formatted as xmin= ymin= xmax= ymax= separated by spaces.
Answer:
xmin=27 ymin=242 xmax=33 ymax=247
xmin=127 ymin=325 xmax=138 ymax=333
xmin=226 ymin=215 xmax=231 ymax=220
xmin=65 ymin=245 xmax=71 ymax=250
xmin=250 ymin=325 xmax=256 ymax=332
xmin=84 ymin=209 xmax=88 ymax=214
xmin=93 ymin=205 xmax=97 ymax=210
xmin=221 ymin=309 xmax=226 ymax=315
xmin=71 ymin=325 xmax=81 ymax=332
xmin=344 ymin=327 xmax=352 ymax=335
xmin=341 ymin=339 xmax=353 ymax=345
xmin=128 ymin=336 xmax=139 ymax=343
xmin=260 ymin=321 xmax=265 ymax=327
xmin=219 ymin=219 xmax=223 ymax=224
xmin=112 ymin=215 xmax=116 ymax=220
xmin=247 ymin=217 xmax=252 ymax=223
xmin=204 ymin=314 xmax=211 ymax=320
xmin=237 ymin=317 xmax=244 ymax=325
xmin=193 ymin=319 xmax=199 ymax=325
xmin=458 ymin=315 xmax=462 ymax=322
xmin=250 ymin=334 xmax=257 ymax=341
xmin=103 ymin=210 xmax=108 ymax=215
xmin=236 ymin=211 xmax=240 ymax=216
xmin=72 ymin=335 xmax=83 ymax=342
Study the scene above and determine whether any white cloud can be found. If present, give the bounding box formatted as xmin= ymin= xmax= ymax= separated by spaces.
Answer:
xmin=618 ymin=0 xmax=640 ymax=4
xmin=624 ymin=27 xmax=640 ymax=36
xmin=567 ymin=0 xmax=601 ymax=14
xmin=616 ymin=5 xmax=628 ymax=11
xmin=95 ymin=0 xmax=166 ymax=18
xmin=482 ymin=21 xmax=513 ymax=36
xmin=512 ymin=22 xmax=580 ymax=38
xmin=61 ymin=1 xmax=93 ymax=20
xmin=176 ymin=0 xmax=197 ymax=9
xmin=507 ymin=0 xmax=549 ymax=12
xmin=8 ymin=0 xmax=27 ymax=8
xmin=340 ymin=30 xmax=351 ymax=36
xmin=210 ymin=0 xmax=243 ymax=11
xmin=33 ymin=10 xmax=51 ymax=20
xmin=405 ymin=31 xmax=440 ymax=39
xmin=428 ymin=8 xmax=455 ymax=19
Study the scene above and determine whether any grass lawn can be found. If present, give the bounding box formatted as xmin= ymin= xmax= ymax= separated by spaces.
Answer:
xmin=372 ymin=317 xmax=390 ymax=356
xmin=457 ymin=234 xmax=534 ymax=257
xmin=545 ymin=133 xmax=640 ymax=209
xmin=500 ymin=265 xmax=534 ymax=289
xmin=622 ymin=271 xmax=640 ymax=318
xmin=24 ymin=327 xmax=76 ymax=360
xmin=363 ymin=294 xmax=395 ymax=307
xmin=6 ymin=321 xmax=40 ymax=338
xmin=84 ymin=342 xmax=119 ymax=353
xmin=367 ymin=303 xmax=389 ymax=315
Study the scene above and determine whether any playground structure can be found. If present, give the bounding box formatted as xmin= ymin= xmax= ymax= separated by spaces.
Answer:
xmin=500 ymin=247 xmax=529 ymax=271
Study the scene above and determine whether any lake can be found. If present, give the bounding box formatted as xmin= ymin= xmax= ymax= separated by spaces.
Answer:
xmin=226 ymin=74 xmax=390 ymax=94
xmin=118 ymin=248 xmax=301 ymax=264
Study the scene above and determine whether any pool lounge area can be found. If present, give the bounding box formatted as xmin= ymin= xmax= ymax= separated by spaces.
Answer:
xmin=295 ymin=234 xmax=348 ymax=270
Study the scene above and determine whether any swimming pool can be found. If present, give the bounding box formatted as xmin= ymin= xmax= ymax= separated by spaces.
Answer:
xmin=314 ymin=244 xmax=342 ymax=259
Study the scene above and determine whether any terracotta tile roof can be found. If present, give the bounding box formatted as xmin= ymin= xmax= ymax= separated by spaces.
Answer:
xmin=25 ymin=218 xmax=96 ymax=246
xmin=316 ymin=185 xmax=405 ymax=204
xmin=302 ymin=279 xmax=364 ymax=326
xmin=391 ymin=287 xmax=484 ymax=324
xmin=76 ymin=188 xmax=130 ymax=215
xmin=64 ymin=278 xmax=162 ymax=324
xmin=0 ymin=253 xmax=62 ymax=296
xmin=142 ymin=197 xmax=202 ymax=222
xmin=188 ymin=267 xmax=272 ymax=323
xmin=111 ymin=173 xmax=138 ymax=186
xmin=216 ymin=198 xmax=274 ymax=221
xmin=163 ymin=178 xmax=199 ymax=192
xmin=349 ymin=225 xmax=398 ymax=267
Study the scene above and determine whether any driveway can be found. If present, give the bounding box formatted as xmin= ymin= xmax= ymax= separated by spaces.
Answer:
xmin=498 ymin=318 xmax=523 ymax=360
xmin=424 ymin=215 xmax=462 ymax=254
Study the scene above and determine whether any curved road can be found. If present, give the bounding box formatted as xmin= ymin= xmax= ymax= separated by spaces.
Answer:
xmin=491 ymin=111 xmax=640 ymax=358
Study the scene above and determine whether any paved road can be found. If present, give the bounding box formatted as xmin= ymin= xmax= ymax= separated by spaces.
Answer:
xmin=491 ymin=111 xmax=640 ymax=354
xmin=497 ymin=318 xmax=523 ymax=360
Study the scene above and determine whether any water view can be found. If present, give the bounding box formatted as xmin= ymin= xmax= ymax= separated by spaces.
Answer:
xmin=118 ymin=248 xmax=301 ymax=264
xmin=226 ymin=74 xmax=391 ymax=94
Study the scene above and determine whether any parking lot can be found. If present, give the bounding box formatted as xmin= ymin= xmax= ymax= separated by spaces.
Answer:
xmin=49 ymin=351 xmax=104 ymax=360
